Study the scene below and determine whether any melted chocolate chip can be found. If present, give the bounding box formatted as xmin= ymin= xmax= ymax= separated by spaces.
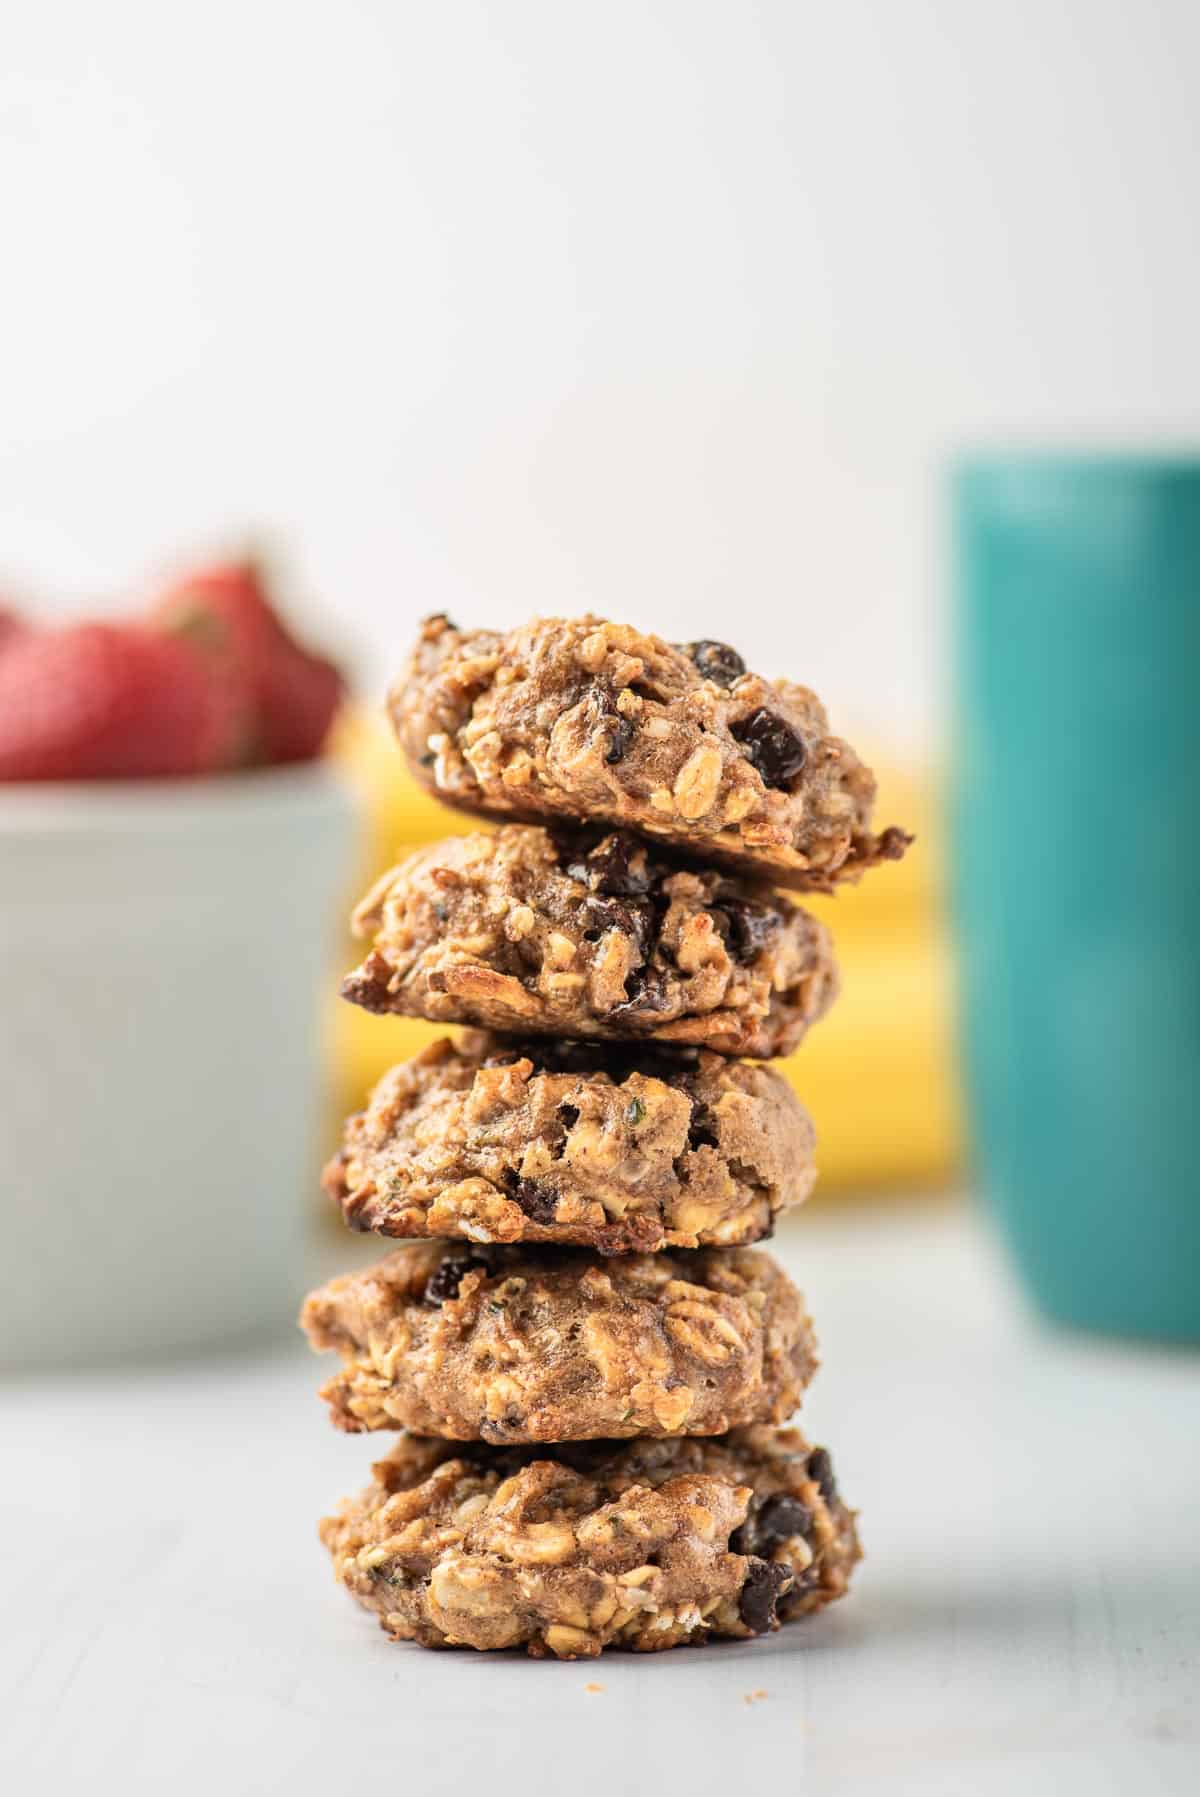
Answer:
xmin=737 ymin=1558 xmax=791 ymax=1634
xmin=612 ymin=966 xmax=670 ymax=1019
xmin=557 ymin=1102 xmax=580 ymax=1130
xmin=807 ymin=1447 xmax=837 ymax=1502
xmin=682 ymin=639 xmax=747 ymax=687
xmin=731 ymin=708 xmax=808 ymax=789
xmin=566 ymin=831 xmax=656 ymax=898
xmin=712 ymin=897 xmax=781 ymax=964
xmin=584 ymin=894 xmax=654 ymax=959
xmin=423 ymin=1253 xmax=489 ymax=1307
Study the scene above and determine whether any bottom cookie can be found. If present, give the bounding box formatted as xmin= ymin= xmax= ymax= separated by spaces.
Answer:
xmin=319 ymin=1425 xmax=860 ymax=1657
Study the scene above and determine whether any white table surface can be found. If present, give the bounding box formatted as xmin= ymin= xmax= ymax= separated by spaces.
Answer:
xmin=3 ymin=1197 xmax=1197 ymax=1797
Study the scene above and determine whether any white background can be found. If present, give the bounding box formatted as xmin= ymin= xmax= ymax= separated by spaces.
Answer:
xmin=3 ymin=0 xmax=1200 ymax=751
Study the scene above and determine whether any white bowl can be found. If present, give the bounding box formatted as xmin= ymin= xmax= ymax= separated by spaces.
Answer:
xmin=0 ymin=765 xmax=357 ymax=1366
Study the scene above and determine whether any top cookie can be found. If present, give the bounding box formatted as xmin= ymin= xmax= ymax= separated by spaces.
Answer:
xmin=390 ymin=613 xmax=909 ymax=889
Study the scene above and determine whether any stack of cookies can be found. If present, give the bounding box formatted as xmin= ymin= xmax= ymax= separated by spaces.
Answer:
xmin=303 ymin=613 xmax=908 ymax=1659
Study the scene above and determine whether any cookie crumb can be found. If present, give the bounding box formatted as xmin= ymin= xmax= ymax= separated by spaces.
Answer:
xmin=743 ymin=1689 xmax=769 ymax=1706
xmin=584 ymin=1682 xmax=605 ymax=1694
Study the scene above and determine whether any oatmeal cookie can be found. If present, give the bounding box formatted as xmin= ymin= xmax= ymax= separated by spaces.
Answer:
xmin=343 ymin=824 xmax=837 ymax=1058
xmin=390 ymin=613 xmax=909 ymax=889
xmin=300 ymin=1242 xmax=818 ymax=1442
xmin=319 ymin=1425 xmax=860 ymax=1656
xmin=324 ymin=1033 xmax=816 ymax=1254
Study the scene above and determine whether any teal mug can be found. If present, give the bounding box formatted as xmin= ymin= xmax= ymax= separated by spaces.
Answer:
xmin=951 ymin=455 xmax=1200 ymax=1341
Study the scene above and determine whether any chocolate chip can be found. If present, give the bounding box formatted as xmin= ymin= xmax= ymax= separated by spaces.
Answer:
xmin=737 ymin=1559 xmax=791 ymax=1634
xmin=731 ymin=708 xmax=808 ymax=789
xmin=712 ymin=898 xmax=781 ymax=964
xmin=566 ymin=831 xmax=655 ymax=898
xmin=501 ymin=1169 xmax=559 ymax=1224
xmin=612 ymin=966 xmax=670 ymax=1019
xmin=682 ymin=640 xmax=746 ymax=687
xmin=584 ymin=894 xmax=654 ymax=960
xmin=755 ymin=1494 xmax=814 ymax=1550
xmin=730 ymin=1493 xmax=812 ymax=1557
xmin=423 ymin=1253 xmax=489 ymax=1307
xmin=557 ymin=1103 xmax=580 ymax=1130
xmin=807 ymin=1447 xmax=837 ymax=1502
xmin=604 ymin=715 xmax=635 ymax=764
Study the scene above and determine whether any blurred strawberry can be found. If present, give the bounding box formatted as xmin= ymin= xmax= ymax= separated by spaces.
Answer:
xmin=258 ymin=637 xmax=345 ymax=763
xmin=149 ymin=562 xmax=267 ymax=764
xmin=151 ymin=560 xmax=343 ymax=765
xmin=0 ymin=607 xmax=30 ymax=652
xmin=0 ymin=622 xmax=238 ymax=781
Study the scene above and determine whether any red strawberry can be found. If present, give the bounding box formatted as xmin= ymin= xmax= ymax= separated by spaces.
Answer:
xmin=0 ymin=608 xmax=30 ymax=652
xmin=0 ymin=622 xmax=238 ymax=781
xmin=150 ymin=563 xmax=269 ymax=764
xmin=259 ymin=637 xmax=344 ymax=763
xmin=152 ymin=560 xmax=343 ymax=765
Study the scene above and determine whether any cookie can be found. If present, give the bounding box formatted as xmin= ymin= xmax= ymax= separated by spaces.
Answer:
xmin=343 ymin=824 xmax=837 ymax=1059
xmin=319 ymin=1425 xmax=859 ymax=1656
xmin=390 ymin=613 xmax=909 ymax=889
xmin=300 ymin=1241 xmax=818 ymax=1442
xmin=324 ymin=1032 xmax=816 ymax=1254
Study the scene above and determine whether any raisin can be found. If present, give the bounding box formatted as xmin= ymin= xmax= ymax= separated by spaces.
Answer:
xmin=807 ymin=1447 xmax=837 ymax=1502
xmin=681 ymin=640 xmax=746 ymax=687
xmin=731 ymin=708 xmax=807 ymax=789
xmin=718 ymin=897 xmax=782 ymax=963
xmin=423 ymin=1253 xmax=489 ymax=1307
xmin=501 ymin=1169 xmax=559 ymax=1224
xmin=737 ymin=1559 xmax=791 ymax=1634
